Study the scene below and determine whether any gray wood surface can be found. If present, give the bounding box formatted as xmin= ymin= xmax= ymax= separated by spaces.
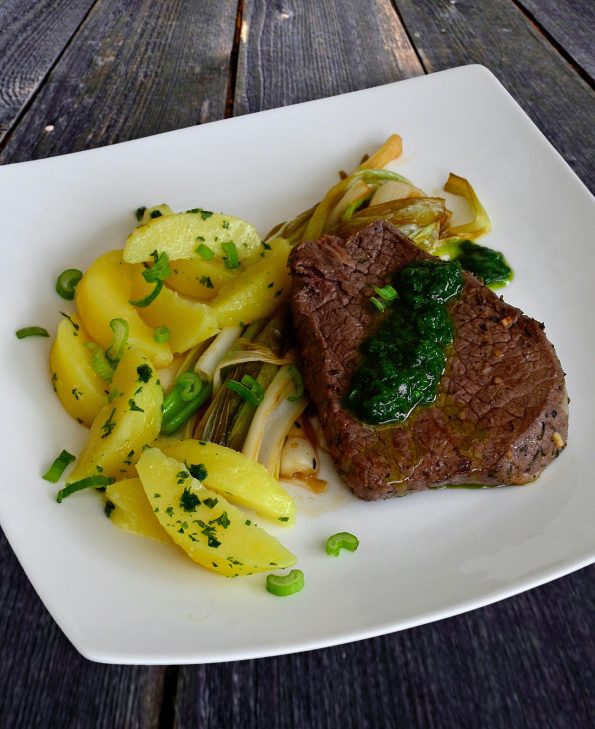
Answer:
xmin=0 ymin=1 xmax=593 ymax=727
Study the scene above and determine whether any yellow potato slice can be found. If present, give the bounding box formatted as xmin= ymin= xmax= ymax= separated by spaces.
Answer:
xmin=209 ymin=237 xmax=291 ymax=327
xmin=136 ymin=448 xmax=296 ymax=576
xmin=130 ymin=270 xmax=220 ymax=354
xmin=159 ymin=439 xmax=296 ymax=525
xmin=166 ymin=258 xmax=235 ymax=299
xmin=123 ymin=210 xmax=261 ymax=263
xmin=75 ymin=250 xmax=173 ymax=367
xmin=105 ymin=478 xmax=170 ymax=543
xmin=67 ymin=347 xmax=163 ymax=482
xmin=50 ymin=314 xmax=107 ymax=426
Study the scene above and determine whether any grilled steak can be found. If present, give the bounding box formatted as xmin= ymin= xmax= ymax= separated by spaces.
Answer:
xmin=289 ymin=221 xmax=568 ymax=500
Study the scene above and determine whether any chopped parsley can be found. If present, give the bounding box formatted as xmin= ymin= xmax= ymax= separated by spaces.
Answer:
xmin=176 ymin=470 xmax=190 ymax=484
xmin=71 ymin=387 xmax=82 ymax=400
xmin=278 ymin=516 xmax=289 ymax=522
xmin=202 ymin=497 xmax=218 ymax=509
xmin=149 ymin=210 xmax=162 ymax=218
xmin=60 ymin=311 xmax=79 ymax=331
xmin=262 ymin=241 xmax=272 ymax=251
xmin=136 ymin=364 xmax=153 ymax=383
xmin=180 ymin=487 xmax=200 ymax=512
xmin=100 ymin=409 xmax=117 ymax=439
xmin=128 ymin=399 xmax=144 ymax=412
xmin=107 ymin=388 xmax=122 ymax=402
xmin=188 ymin=463 xmax=208 ymax=481
xmin=199 ymin=276 xmax=213 ymax=289
xmin=210 ymin=511 xmax=230 ymax=529
xmin=200 ymin=210 xmax=213 ymax=220
xmin=196 ymin=243 xmax=214 ymax=260
xmin=104 ymin=500 xmax=115 ymax=518
xmin=222 ymin=220 xmax=230 ymax=229
xmin=166 ymin=506 xmax=174 ymax=517
xmin=135 ymin=206 xmax=147 ymax=221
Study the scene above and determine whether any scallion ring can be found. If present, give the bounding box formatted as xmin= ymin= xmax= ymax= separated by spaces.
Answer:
xmin=129 ymin=279 xmax=163 ymax=307
xmin=373 ymin=284 xmax=398 ymax=301
xmin=56 ymin=268 xmax=83 ymax=300
xmin=370 ymin=296 xmax=387 ymax=312
xmin=105 ymin=318 xmax=129 ymax=364
xmin=154 ymin=325 xmax=170 ymax=343
xmin=176 ymin=372 xmax=203 ymax=402
xmin=196 ymin=243 xmax=215 ymax=260
xmin=142 ymin=250 xmax=171 ymax=283
xmin=15 ymin=326 xmax=50 ymax=339
xmin=222 ymin=241 xmax=240 ymax=269
xmin=225 ymin=374 xmax=264 ymax=406
xmin=84 ymin=342 xmax=115 ymax=381
xmin=266 ymin=569 xmax=305 ymax=597
xmin=42 ymin=450 xmax=76 ymax=483
xmin=286 ymin=365 xmax=304 ymax=402
xmin=56 ymin=475 xmax=115 ymax=503
xmin=325 ymin=532 xmax=359 ymax=556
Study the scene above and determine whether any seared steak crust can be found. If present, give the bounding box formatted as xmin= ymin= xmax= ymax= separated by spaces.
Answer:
xmin=289 ymin=221 xmax=568 ymax=500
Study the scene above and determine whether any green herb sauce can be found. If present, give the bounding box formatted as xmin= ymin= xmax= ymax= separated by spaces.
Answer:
xmin=344 ymin=259 xmax=464 ymax=425
xmin=442 ymin=239 xmax=513 ymax=288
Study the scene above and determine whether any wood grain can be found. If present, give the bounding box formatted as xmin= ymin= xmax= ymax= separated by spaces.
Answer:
xmin=0 ymin=0 xmax=96 ymax=142
xmin=234 ymin=0 xmax=423 ymax=116
xmin=516 ymin=0 xmax=595 ymax=79
xmin=0 ymin=531 xmax=165 ymax=729
xmin=173 ymin=565 xmax=595 ymax=729
xmin=0 ymin=0 xmax=238 ymax=163
xmin=394 ymin=0 xmax=595 ymax=192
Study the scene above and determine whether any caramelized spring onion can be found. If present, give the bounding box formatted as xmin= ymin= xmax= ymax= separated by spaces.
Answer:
xmin=194 ymin=326 xmax=244 ymax=383
xmin=443 ymin=172 xmax=491 ymax=240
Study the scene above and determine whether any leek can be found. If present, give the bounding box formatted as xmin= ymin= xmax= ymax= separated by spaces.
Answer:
xmin=443 ymin=172 xmax=491 ymax=240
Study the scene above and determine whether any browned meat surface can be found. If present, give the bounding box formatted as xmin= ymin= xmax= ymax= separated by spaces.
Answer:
xmin=289 ymin=221 xmax=568 ymax=500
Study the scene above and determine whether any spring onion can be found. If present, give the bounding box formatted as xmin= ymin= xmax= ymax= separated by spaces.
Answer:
xmin=325 ymin=532 xmax=359 ymax=556
xmin=374 ymin=284 xmax=397 ymax=301
xmin=370 ymin=296 xmax=387 ymax=312
xmin=154 ymin=325 xmax=170 ymax=343
xmin=222 ymin=241 xmax=240 ymax=269
xmin=55 ymin=268 xmax=83 ymax=300
xmin=266 ymin=569 xmax=305 ymax=597
xmin=161 ymin=374 xmax=211 ymax=435
xmin=42 ymin=450 xmax=76 ymax=483
xmin=129 ymin=279 xmax=163 ymax=307
xmin=15 ymin=326 xmax=50 ymax=339
xmin=84 ymin=342 xmax=115 ymax=381
xmin=286 ymin=365 xmax=304 ymax=402
xmin=225 ymin=374 xmax=264 ymax=406
xmin=56 ymin=475 xmax=115 ymax=503
xmin=196 ymin=243 xmax=215 ymax=260
xmin=105 ymin=318 xmax=129 ymax=364
xmin=129 ymin=250 xmax=170 ymax=307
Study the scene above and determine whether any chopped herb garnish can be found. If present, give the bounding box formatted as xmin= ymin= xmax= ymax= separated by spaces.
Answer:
xmin=222 ymin=220 xmax=230 ymax=229
xmin=203 ymin=497 xmax=218 ymax=509
xmin=262 ymin=241 xmax=272 ymax=251
xmin=42 ymin=449 xmax=76 ymax=483
xmin=60 ymin=311 xmax=80 ymax=331
xmin=105 ymin=318 xmax=129 ymax=365
xmin=374 ymin=284 xmax=398 ymax=302
xmin=100 ymin=408 xmax=117 ymax=439
xmin=188 ymin=463 xmax=208 ymax=481
xmin=180 ymin=487 xmax=200 ymax=512
xmin=210 ymin=511 xmax=230 ymax=529
xmin=136 ymin=364 xmax=153 ymax=383
xmin=225 ymin=374 xmax=264 ymax=406
xmin=16 ymin=326 xmax=49 ymax=339
xmin=267 ymin=282 xmax=274 ymax=288
xmin=200 ymin=210 xmax=213 ymax=220
xmin=154 ymin=325 xmax=169 ymax=343
xmin=166 ymin=506 xmax=174 ymax=517
xmin=108 ymin=388 xmax=122 ymax=402
xmin=135 ymin=206 xmax=147 ymax=221
xmin=222 ymin=241 xmax=240 ymax=269
xmin=207 ymin=535 xmax=221 ymax=548
xmin=153 ymin=493 xmax=161 ymax=498
xmin=71 ymin=388 xmax=82 ymax=400
xmin=56 ymin=475 xmax=115 ymax=503
xmin=199 ymin=275 xmax=213 ymax=289
xmin=128 ymin=399 xmax=144 ymax=413
xmin=278 ymin=516 xmax=289 ymax=522
xmin=104 ymin=500 xmax=115 ymax=517
xmin=150 ymin=210 xmax=162 ymax=218
xmin=370 ymin=296 xmax=388 ymax=312
xmin=245 ymin=519 xmax=252 ymax=526
xmin=325 ymin=532 xmax=359 ymax=556
xmin=195 ymin=243 xmax=214 ymax=260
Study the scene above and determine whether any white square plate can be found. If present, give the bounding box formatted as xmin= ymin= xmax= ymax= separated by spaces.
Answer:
xmin=1 ymin=65 xmax=594 ymax=664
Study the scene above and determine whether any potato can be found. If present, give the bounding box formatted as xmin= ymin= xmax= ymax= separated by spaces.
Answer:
xmin=130 ymin=269 xmax=220 ymax=354
xmin=105 ymin=477 xmax=170 ymax=543
xmin=75 ymin=250 xmax=173 ymax=367
xmin=209 ymin=237 xmax=291 ymax=327
xmin=50 ymin=314 xmax=107 ymax=426
xmin=166 ymin=258 xmax=235 ymax=299
xmin=159 ymin=439 xmax=296 ymax=525
xmin=67 ymin=347 xmax=163 ymax=482
xmin=136 ymin=448 xmax=296 ymax=576
xmin=137 ymin=204 xmax=174 ymax=226
xmin=123 ymin=210 xmax=262 ymax=263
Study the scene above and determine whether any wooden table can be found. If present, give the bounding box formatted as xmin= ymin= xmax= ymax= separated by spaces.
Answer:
xmin=1 ymin=1 xmax=593 ymax=726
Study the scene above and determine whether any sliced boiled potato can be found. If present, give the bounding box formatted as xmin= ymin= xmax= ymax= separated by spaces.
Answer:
xmin=105 ymin=477 xmax=170 ymax=543
xmin=67 ymin=347 xmax=163 ymax=482
xmin=136 ymin=448 xmax=296 ymax=576
xmin=166 ymin=258 xmax=235 ymax=299
xmin=50 ymin=314 xmax=107 ymax=426
xmin=130 ymin=269 xmax=220 ymax=354
xmin=75 ymin=250 xmax=173 ymax=367
xmin=210 ymin=237 xmax=291 ymax=327
xmin=123 ymin=210 xmax=262 ymax=263
xmin=159 ymin=439 xmax=296 ymax=525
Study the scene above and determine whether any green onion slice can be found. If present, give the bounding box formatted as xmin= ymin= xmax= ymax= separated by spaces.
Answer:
xmin=222 ymin=241 xmax=240 ymax=269
xmin=266 ymin=569 xmax=305 ymax=597
xmin=373 ymin=284 xmax=397 ymax=301
xmin=105 ymin=318 xmax=129 ymax=364
xmin=287 ymin=365 xmax=304 ymax=402
xmin=56 ymin=268 xmax=83 ymax=300
xmin=325 ymin=532 xmax=359 ymax=556
xmin=177 ymin=372 xmax=204 ymax=402
xmin=84 ymin=342 xmax=115 ymax=382
xmin=196 ymin=243 xmax=215 ymax=260
xmin=56 ymin=475 xmax=115 ymax=503
xmin=225 ymin=374 xmax=264 ymax=406
xmin=154 ymin=325 xmax=170 ymax=343
xmin=129 ymin=279 xmax=163 ymax=307
xmin=16 ymin=326 xmax=50 ymax=339
xmin=142 ymin=250 xmax=171 ymax=283
xmin=42 ymin=450 xmax=76 ymax=483
xmin=370 ymin=296 xmax=387 ymax=312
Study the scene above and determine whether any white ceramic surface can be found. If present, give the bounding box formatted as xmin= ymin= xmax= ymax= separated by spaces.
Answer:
xmin=1 ymin=65 xmax=594 ymax=664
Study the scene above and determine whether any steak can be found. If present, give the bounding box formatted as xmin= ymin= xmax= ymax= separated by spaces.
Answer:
xmin=289 ymin=221 xmax=568 ymax=500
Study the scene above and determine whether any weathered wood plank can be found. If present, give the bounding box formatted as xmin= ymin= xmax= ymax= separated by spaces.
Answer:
xmin=394 ymin=0 xmax=595 ymax=192
xmin=0 ymin=530 xmax=165 ymax=729
xmin=0 ymin=0 xmax=238 ymax=163
xmin=234 ymin=0 xmax=423 ymax=116
xmin=0 ymin=0 xmax=96 ymax=143
xmin=516 ymin=0 xmax=595 ymax=79
xmin=173 ymin=565 xmax=595 ymax=728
